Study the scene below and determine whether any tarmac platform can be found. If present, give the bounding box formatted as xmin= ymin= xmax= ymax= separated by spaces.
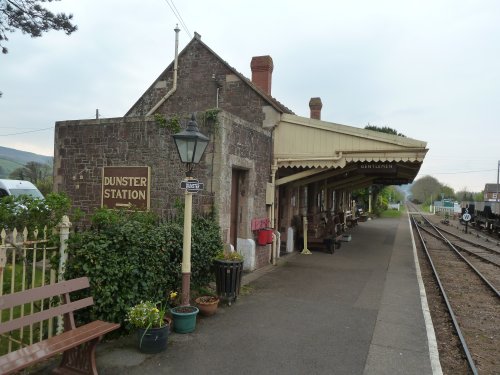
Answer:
xmin=36 ymin=214 xmax=438 ymax=375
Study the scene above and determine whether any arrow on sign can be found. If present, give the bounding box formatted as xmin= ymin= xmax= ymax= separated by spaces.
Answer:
xmin=116 ymin=202 xmax=133 ymax=208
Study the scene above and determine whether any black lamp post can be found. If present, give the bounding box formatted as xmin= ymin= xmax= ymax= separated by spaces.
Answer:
xmin=172 ymin=113 xmax=209 ymax=306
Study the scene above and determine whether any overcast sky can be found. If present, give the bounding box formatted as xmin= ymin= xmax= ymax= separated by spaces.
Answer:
xmin=1 ymin=0 xmax=499 ymax=193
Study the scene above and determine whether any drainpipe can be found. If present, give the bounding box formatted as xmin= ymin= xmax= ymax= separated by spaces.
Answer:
xmin=270 ymin=163 xmax=278 ymax=265
xmin=146 ymin=25 xmax=180 ymax=116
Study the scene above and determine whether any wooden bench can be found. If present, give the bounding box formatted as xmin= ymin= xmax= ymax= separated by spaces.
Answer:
xmin=357 ymin=209 xmax=369 ymax=222
xmin=345 ymin=210 xmax=359 ymax=228
xmin=306 ymin=216 xmax=343 ymax=254
xmin=0 ymin=277 xmax=120 ymax=375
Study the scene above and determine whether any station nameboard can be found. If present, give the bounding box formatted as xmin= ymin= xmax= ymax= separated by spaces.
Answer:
xmin=102 ymin=166 xmax=150 ymax=210
xmin=359 ymin=162 xmax=397 ymax=175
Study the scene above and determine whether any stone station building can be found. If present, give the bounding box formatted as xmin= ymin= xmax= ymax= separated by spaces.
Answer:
xmin=54 ymin=31 xmax=428 ymax=271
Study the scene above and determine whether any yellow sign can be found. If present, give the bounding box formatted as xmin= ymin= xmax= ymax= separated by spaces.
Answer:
xmin=102 ymin=167 xmax=150 ymax=210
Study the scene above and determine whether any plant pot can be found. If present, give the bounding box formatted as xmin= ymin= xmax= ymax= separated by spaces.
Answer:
xmin=136 ymin=325 xmax=169 ymax=354
xmin=213 ymin=259 xmax=243 ymax=305
xmin=195 ymin=296 xmax=219 ymax=317
xmin=170 ymin=306 xmax=199 ymax=333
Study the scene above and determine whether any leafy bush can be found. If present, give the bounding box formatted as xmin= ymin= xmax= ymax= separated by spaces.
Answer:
xmin=64 ymin=208 xmax=222 ymax=330
xmin=0 ymin=193 xmax=76 ymax=232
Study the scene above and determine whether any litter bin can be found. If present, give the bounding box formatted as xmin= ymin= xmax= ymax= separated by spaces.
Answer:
xmin=213 ymin=259 xmax=243 ymax=305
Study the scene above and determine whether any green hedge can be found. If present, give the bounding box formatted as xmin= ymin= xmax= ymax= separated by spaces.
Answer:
xmin=64 ymin=208 xmax=222 ymax=330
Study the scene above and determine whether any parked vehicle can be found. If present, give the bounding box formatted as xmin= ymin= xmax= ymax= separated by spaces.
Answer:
xmin=0 ymin=179 xmax=44 ymax=199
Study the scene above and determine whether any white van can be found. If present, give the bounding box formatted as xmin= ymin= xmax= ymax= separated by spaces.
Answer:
xmin=0 ymin=179 xmax=44 ymax=199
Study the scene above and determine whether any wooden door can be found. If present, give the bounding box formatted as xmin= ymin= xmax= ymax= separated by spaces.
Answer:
xmin=230 ymin=169 xmax=240 ymax=249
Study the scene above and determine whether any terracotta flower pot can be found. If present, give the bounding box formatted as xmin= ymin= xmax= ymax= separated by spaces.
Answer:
xmin=195 ymin=296 xmax=220 ymax=317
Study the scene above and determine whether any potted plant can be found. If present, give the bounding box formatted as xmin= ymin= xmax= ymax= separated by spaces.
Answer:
xmin=194 ymin=295 xmax=220 ymax=317
xmin=127 ymin=300 xmax=169 ymax=354
xmin=167 ymin=291 xmax=199 ymax=334
xmin=213 ymin=250 xmax=244 ymax=306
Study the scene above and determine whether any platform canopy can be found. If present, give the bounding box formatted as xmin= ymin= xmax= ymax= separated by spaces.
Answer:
xmin=273 ymin=114 xmax=428 ymax=188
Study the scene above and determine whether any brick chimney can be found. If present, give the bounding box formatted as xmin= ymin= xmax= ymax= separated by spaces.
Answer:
xmin=251 ymin=55 xmax=274 ymax=95
xmin=309 ymin=97 xmax=323 ymax=120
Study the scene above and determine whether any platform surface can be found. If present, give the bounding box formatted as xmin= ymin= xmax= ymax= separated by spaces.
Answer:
xmin=34 ymin=215 xmax=434 ymax=375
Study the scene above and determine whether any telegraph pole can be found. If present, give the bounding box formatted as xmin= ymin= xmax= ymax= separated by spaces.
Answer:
xmin=497 ymin=160 xmax=499 ymax=203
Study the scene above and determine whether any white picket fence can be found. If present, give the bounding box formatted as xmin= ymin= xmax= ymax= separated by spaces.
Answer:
xmin=0 ymin=216 xmax=71 ymax=355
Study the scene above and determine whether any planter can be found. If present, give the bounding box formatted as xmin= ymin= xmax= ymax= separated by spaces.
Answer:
xmin=170 ymin=306 xmax=199 ymax=333
xmin=213 ymin=259 xmax=243 ymax=305
xmin=195 ymin=296 xmax=219 ymax=317
xmin=136 ymin=325 xmax=169 ymax=354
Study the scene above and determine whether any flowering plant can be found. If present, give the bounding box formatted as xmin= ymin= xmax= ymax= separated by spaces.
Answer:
xmin=127 ymin=301 xmax=166 ymax=329
xmin=167 ymin=291 xmax=179 ymax=308
xmin=214 ymin=250 xmax=243 ymax=261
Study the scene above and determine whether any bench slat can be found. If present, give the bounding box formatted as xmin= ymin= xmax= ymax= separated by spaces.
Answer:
xmin=0 ymin=297 xmax=94 ymax=334
xmin=0 ymin=320 xmax=120 ymax=375
xmin=0 ymin=277 xmax=90 ymax=310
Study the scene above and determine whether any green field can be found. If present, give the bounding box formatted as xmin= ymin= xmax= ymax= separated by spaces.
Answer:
xmin=379 ymin=205 xmax=406 ymax=218
xmin=0 ymin=158 xmax=23 ymax=178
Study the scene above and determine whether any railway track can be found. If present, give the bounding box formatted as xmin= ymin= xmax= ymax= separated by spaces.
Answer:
xmin=408 ymin=203 xmax=500 ymax=374
xmin=428 ymin=224 xmax=500 ymax=268
xmin=456 ymin=220 xmax=500 ymax=244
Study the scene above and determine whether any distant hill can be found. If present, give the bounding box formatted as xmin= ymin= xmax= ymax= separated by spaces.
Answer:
xmin=0 ymin=146 xmax=53 ymax=178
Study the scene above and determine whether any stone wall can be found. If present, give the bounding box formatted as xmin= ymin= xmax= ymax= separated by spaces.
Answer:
xmin=126 ymin=37 xmax=269 ymax=127
xmin=54 ymin=111 xmax=272 ymax=269
xmin=211 ymin=112 xmax=272 ymax=269
xmin=54 ymin=116 xmax=213 ymax=219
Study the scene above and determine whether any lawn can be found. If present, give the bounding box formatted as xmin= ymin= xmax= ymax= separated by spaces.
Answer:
xmin=379 ymin=206 xmax=406 ymax=218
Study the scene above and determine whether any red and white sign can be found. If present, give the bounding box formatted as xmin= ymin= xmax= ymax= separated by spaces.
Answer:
xmin=251 ymin=217 xmax=270 ymax=231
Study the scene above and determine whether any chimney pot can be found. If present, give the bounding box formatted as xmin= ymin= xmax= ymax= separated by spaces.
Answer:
xmin=309 ymin=97 xmax=323 ymax=120
xmin=251 ymin=55 xmax=274 ymax=95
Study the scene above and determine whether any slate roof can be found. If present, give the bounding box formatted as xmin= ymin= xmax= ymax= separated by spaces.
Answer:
xmin=484 ymin=183 xmax=500 ymax=193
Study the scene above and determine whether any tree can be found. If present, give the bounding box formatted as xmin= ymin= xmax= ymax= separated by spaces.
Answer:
xmin=410 ymin=175 xmax=442 ymax=204
xmin=9 ymin=161 xmax=51 ymax=181
xmin=364 ymin=124 xmax=406 ymax=137
xmin=473 ymin=191 xmax=484 ymax=202
xmin=385 ymin=185 xmax=405 ymax=202
xmin=0 ymin=0 xmax=77 ymax=54
xmin=8 ymin=161 xmax=53 ymax=194
xmin=441 ymin=185 xmax=455 ymax=200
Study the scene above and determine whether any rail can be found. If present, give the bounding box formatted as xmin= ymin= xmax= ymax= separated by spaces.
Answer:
xmin=414 ymin=218 xmax=500 ymax=297
xmin=409 ymin=212 xmax=479 ymax=375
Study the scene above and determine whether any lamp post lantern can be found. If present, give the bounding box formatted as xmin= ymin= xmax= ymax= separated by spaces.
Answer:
xmin=173 ymin=114 xmax=210 ymax=176
xmin=172 ymin=113 xmax=209 ymax=306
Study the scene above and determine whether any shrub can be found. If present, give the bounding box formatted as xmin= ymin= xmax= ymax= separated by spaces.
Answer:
xmin=64 ymin=208 xmax=222 ymax=330
xmin=0 ymin=193 xmax=76 ymax=232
